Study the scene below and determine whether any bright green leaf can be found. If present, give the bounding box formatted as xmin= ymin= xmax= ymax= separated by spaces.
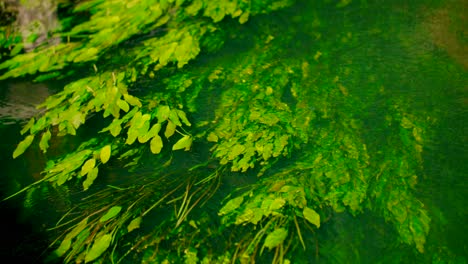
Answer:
xmin=303 ymin=207 xmax=320 ymax=228
xmin=54 ymin=238 xmax=71 ymax=257
xmin=83 ymin=167 xmax=99 ymax=191
xmin=219 ymin=196 xmax=244 ymax=216
xmin=176 ymin=109 xmax=191 ymax=126
xmin=99 ymin=206 xmax=122 ymax=222
xmin=117 ymin=99 xmax=130 ymax=112
xmin=81 ymin=158 xmax=96 ymax=176
xmin=150 ymin=134 xmax=163 ymax=154
xmin=164 ymin=120 xmax=176 ymax=138
xmin=20 ymin=118 xmax=35 ymax=135
xmin=127 ymin=216 xmax=142 ymax=232
xmin=172 ymin=135 xmax=192 ymax=151
xmin=264 ymin=228 xmax=288 ymax=250
xmin=84 ymin=233 xmax=112 ymax=263
xmin=123 ymin=94 xmax=142 ymax=107
xmin=156 ymin=105 xmax=170 ymax=122
xmin=13 ymin=134 xmax=35 ymax=159
xmin=100 ymin=145 xmax=111 ymax=164
xmin=39 ymin=130 xmax=51 ymax=153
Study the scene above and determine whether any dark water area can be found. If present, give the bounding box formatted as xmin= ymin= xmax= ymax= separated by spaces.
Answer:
xmin=0 ymin=0 xmax=467 ymax=263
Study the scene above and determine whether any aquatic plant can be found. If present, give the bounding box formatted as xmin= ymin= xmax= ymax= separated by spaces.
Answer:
xmin=1 ymin=0 xmax=452 ymax=263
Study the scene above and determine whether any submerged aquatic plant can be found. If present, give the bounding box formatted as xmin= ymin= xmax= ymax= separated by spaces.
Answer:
xmin=3 ymin=0 xmax=459 ymax=263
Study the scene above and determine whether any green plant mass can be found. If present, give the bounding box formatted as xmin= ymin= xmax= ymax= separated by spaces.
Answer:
xmin=1 ymin=0 xmax=466 ymax=263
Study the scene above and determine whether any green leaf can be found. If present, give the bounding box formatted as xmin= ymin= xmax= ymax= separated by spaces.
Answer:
xmin=116 ymin=99 xmax=130 ymax=112
xmin=303 ymin=207 xmax=320 ymax=228
xmin=127 ymin=216 xmax=142 ymax=232
xmin=54 ymin=238 xmax=71 ymax=257
xmin=168 ymin=109 xmax=182 ymax=126
xmin=138 ymin=123 xmax=161 ymax=143
xmin=219 ymin=196 xmax=244 ymax=216
xmin=164 ymin=120 xmax=176 ymax=138
xmin=39 ymin=130 xmax=51 ymax=153
xmin=84 ymin=233 xmax=112 ymax=263
xmin=123 ymin=94 xmax=142 ymax=107
xmin=150 ymin=134 xmax=163 ymax=154
xmin=100 ymin=145 xmax=111 ymax=164
xmin=20 ymin=118 xmax=35 ymax=135
xmin=172 ymin=135 xmax=192 ymax=151
xmin=81 ymin=158 xmax=96 ymax=176
xmin=264 ymin=228 xmax=288 ymax=250
xmin=99 ymin=206 xmax=122 ymax=222
xmin=13 ymin=135 xmax=35 ymax=159
xmin=176 ymin=109 xmax=191 ymax=126
xmin=156 ymin=105 xmax=171 ymax=122
xmin=83 ymin=167 xmax=99 ymax=191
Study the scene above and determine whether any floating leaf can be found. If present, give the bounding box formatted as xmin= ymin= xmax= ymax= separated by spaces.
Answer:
xmin=84 ymin=233 xmax=112 ymax=263
xmin=100 ymin=206 xmax=122 ymax=222
xmin=172 ymin=135 xmax=192 ymax=151
xmin=127 ymin=216 xmax=142 ymax=232
xmin=264 ymin=228 xmax=288 ymax=250
xmin=13 ymin=134 xmax=35 ymax=159
xmin=150 ymin=134 xmax=163 ymax=154
xmin=81 ymin=158 xmax=96 ymax=176
xmin=100 ymin=145 xmax=111 ymax=164
xmin=303 ymin=207 xmax=320 ymax=228
xmin=39 ymin=130 xmax=51 ymax=153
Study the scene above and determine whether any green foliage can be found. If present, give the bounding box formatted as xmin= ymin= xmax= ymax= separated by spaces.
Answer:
xmin=2 ymin=0 xmax=460 ymax=263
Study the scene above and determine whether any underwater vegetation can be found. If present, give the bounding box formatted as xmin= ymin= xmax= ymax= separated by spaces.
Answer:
xmin=0 ymin=0 xmax=466 ymax=263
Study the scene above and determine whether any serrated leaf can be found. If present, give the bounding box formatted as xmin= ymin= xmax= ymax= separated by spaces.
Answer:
xmin=13 ymin=134 xmax=35 ymax=159
xmin=172 ymin=135 xmax=192 ymax=151
xmin=127 ymin=216 xmax=142 ymax=232
xmin=264 ymin=228 xmax=288 ymax=250
xmin=81 ymin=158 xmax=96 ymax=176
xmin=219 ymin=196 xmax=244 ymax=216
xmin=84 ymin=233 xmax=112 ymax=263
xmin=39 ymin=130 xmax=51 ymax=153
xmin=83 ymin=167 xmax=99 ymax=190
xmin=99 ymin=206 xmax=122 ymax=222
xmin=150 ymin=134 xmax=163 ymax=154
xmin=164 ymin=120 xmax=176 ymax=138
xmin=100 ymin=145 xmax=111 ymax=164
xmin=303 ymin=207 xmax=320 ymax=228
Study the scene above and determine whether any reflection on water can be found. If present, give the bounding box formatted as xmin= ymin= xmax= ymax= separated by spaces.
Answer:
xmin=0 ymin=81 xmax=49 ymax=124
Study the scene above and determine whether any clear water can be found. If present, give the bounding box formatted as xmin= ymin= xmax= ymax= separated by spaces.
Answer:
xmin=0 ymin=0 xmax=466 ymax=263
